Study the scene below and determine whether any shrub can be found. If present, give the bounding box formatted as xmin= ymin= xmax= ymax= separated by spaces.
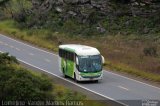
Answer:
xmin=0 ymin=67 xmax=54 ymax=101
xmin=143 ymin=46 xmax=157 ymax=57
xmin=11 ymin=31 xmax=17 ymax=35
xmin=63 ymin=90 xmax=86 ymax=100
xmin=0 ymin=53 xmax=18 ymax=64
xmin=1 ymin=69 xmax=54 ymax=101
xmin=0 ymin=53 xmax=54 ymax=101
xmin=13 ymin=12 xmax=26 ymax=23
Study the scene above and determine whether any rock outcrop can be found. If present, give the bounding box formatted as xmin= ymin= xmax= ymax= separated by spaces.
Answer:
xmin=29 ymin=0 xmax=160 ymax=33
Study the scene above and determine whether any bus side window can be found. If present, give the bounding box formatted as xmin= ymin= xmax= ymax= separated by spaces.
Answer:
xmin=60 ymin=49 xmax=75 ymax=62
xmin=70 ymin=53 xmax=72 ymax=61
xmin=71 ymin=53 xmax=74 ymax=61
xmin=65 ymin=51 xmax=68 ymax=60
xmin=60 ymin=49 xmax=66 ymax=59
xmin=59 ymin=49 xmax=65 ymax=58
xmin=66 ymin=51 xmax=74 ymax=61
xmin=64 ymin=50 xmax=67 ymax=59
xmin=69 ymin=52 xmax=74 ymax=61
xmin=68 ymin=52 xmax=70 ymax=60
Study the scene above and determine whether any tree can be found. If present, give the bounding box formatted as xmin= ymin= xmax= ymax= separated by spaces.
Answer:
xmin=0 ymin=0 xmax=10 ymax=6
xmin=0 ymin=53 xmax=54 ymax=101
xmin=0 ymin=53 xmax=18 ymax=64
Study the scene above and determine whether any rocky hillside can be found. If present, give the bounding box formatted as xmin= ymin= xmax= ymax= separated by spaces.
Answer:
xmin=52 ymin=0 xmax=160 ymax=17
xmin=30 ymin=0 xmax=160 ymax=21
xmin=1 ymin=0 xmax=160 ymax=35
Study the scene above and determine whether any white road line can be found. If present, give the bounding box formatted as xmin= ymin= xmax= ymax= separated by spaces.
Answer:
xmin=0 ymin=49 xmax=127 ymax=106
xmin=0 ymin=34 xmax=56 ymax=56
xmin=4 ymin=43 xmax=8 ymax=46
xmin=105 ymin=71 xmax=160 ymax=90
xmin=29 ymin=53 xmax=34 ymax=56
xmin=9 ymin=45 xmax=14 ymax=48
xmin=118 ymin=86 xmax=129 ymax=91
xmin=0 ymin=41 xmax=3 ymax=44
xmin=1 ymin=34 xmax=160 ymax=90
xmin=16 ymin=48 xmax=20 ymax=51
xmin=45 ymin=59 xmax=51 ymax=63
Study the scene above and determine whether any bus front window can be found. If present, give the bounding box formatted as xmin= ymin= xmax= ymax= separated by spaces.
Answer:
xmin=78 ymin=55 xmax=102 ymax=72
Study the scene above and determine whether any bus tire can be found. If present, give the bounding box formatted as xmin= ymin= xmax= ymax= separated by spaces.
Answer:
xmin=63 ymin=68 xmax=67 ymax=78
xmin=94 ymin=80 xmax=99 ymax=83
xmin=74 ymin=73 xmax=79 ymax=83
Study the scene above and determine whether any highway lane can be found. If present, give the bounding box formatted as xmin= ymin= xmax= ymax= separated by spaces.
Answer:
xmin=0 ymin=34 xmax=160 ymax=106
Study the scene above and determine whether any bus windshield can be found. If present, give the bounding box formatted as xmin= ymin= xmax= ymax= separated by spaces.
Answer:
xmin=78 ymin=55 xmax=102 ymax=72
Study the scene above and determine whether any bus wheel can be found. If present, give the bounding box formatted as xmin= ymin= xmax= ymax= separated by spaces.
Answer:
xmin=74 ymin=73 xmax=78 ymax=83
xmin=94 ymin=80 xmax=99 ymax=83
xmin=63 ymin=68 xmax=67 ymax=78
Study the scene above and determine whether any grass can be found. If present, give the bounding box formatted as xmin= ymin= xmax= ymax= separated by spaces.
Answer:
xmin=53 ymin=84 xmax=106 ymax=106
xmin=0 ymin=20 xmax=58 ymax=51
xmin=0 ymin=19 xmax=160 ymax=83
xmin=105 ymin=60 xmax=160 ymax=82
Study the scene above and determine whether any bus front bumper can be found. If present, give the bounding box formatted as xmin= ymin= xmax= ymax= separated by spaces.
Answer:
xmin=77 ymin=73 xmax=103 ymax=81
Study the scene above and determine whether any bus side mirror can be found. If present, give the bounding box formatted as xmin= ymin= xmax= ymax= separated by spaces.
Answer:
xmin=101 ymin=55 xmax=105 ymax=64
xmin=76 ymin=57 xmax=79 ymax=65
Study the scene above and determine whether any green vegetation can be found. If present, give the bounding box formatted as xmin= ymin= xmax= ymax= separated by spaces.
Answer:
xmin=0 ymin=53 xmax=54 ymax=101
xmin=0 ymin=0 xmax=160 ymax=83
xmin=105 ymin=61 xmax=160 ymax=82
xmin=0 ymin=20 xmax=57 ymax=51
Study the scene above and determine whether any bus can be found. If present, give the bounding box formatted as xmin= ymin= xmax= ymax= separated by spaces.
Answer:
xmin=59 ymin=44 xmax=105 ymax=82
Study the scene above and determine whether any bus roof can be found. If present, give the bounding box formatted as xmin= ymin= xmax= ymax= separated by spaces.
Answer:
xmin=59 ymin=44 xmax=100 ymax=56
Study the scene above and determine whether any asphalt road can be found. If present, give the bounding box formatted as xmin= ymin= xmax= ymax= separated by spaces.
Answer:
xmin=0 ymin=34 xmax=160 ymax=106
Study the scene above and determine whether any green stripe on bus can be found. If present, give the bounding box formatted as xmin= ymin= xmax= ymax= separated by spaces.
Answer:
xmin=61 ymin=58 xmax=74 ymax=78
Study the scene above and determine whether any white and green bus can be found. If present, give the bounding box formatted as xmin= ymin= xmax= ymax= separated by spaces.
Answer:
xmin=59 ymin=44 xmax=105 ymax=82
